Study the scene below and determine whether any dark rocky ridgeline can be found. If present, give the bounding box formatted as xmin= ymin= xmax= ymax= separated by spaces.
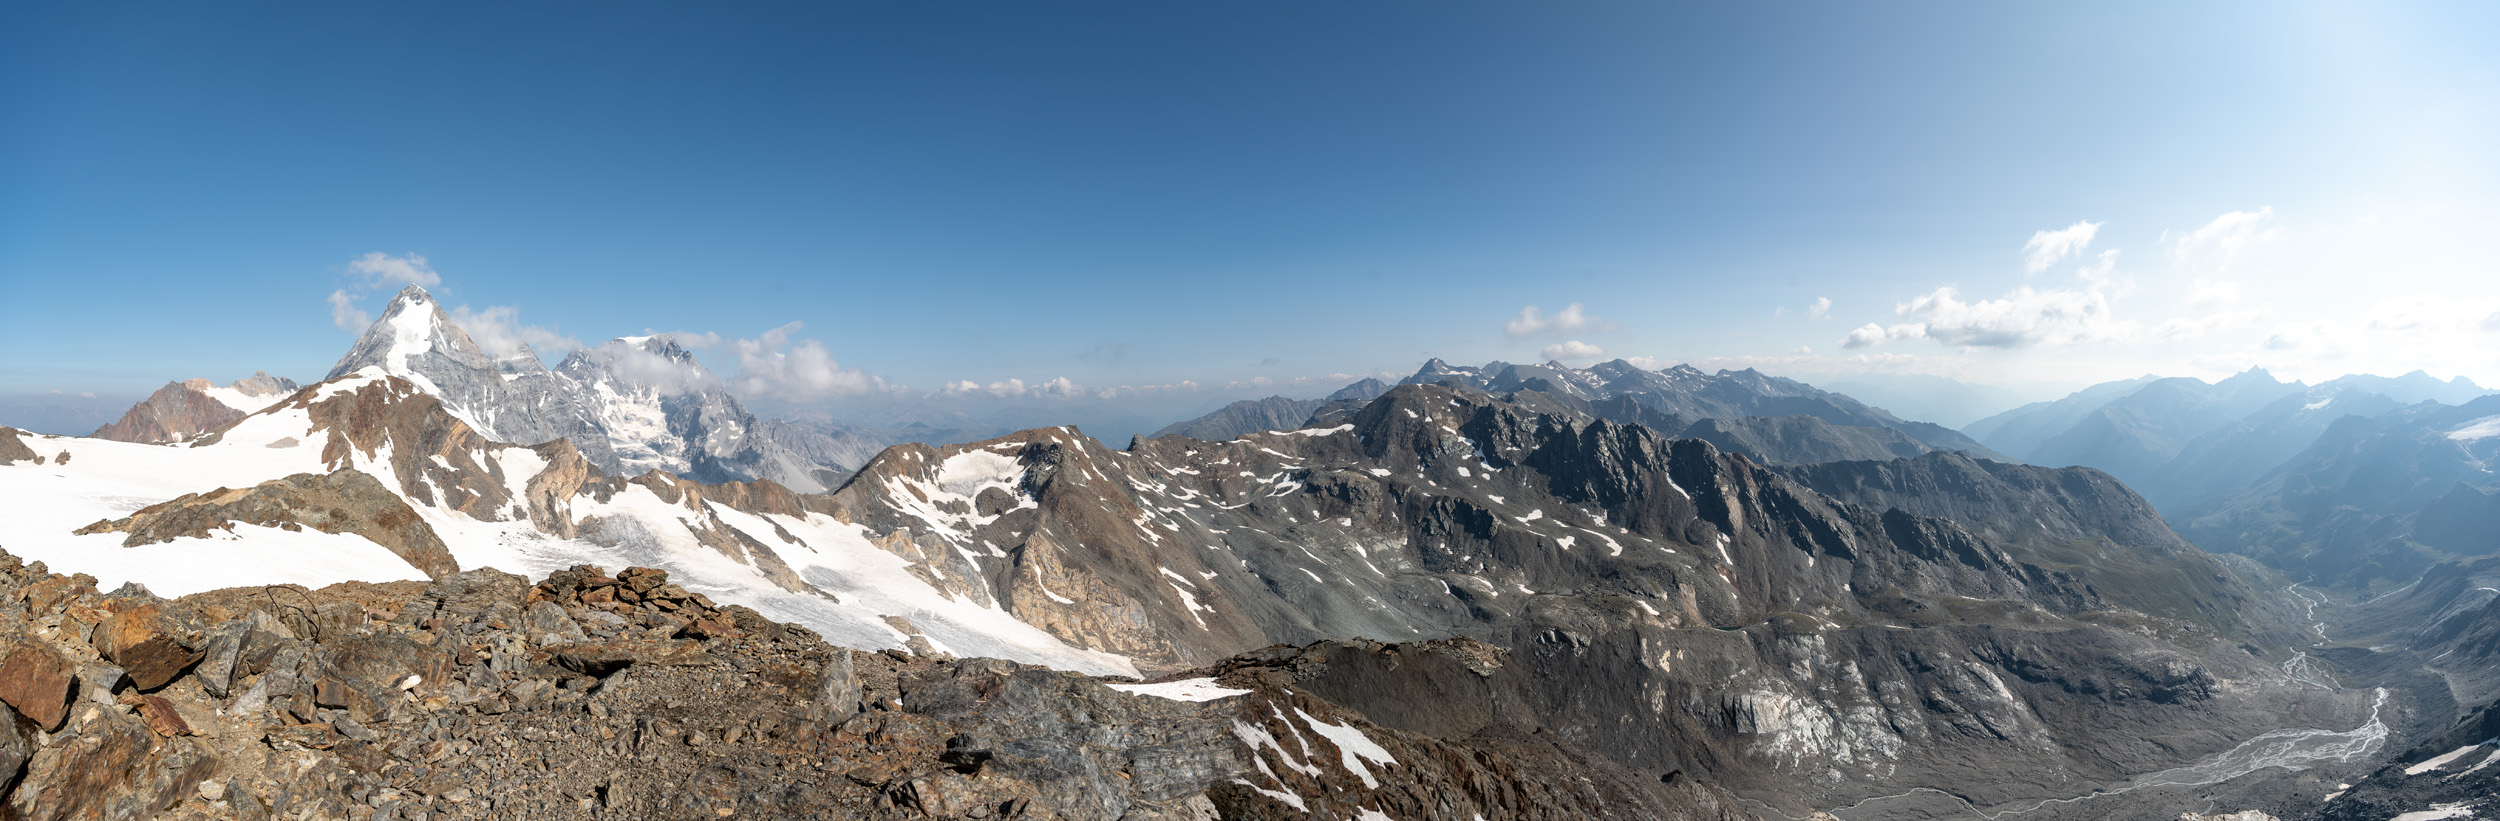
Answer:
xmin=0 ymin=549 xmax=1754 ymax=820
xmin=1399 ymin=358 xmax=2006 ymax=460
xmin=819 ymin=383 xmax=2366 ymax=816
xmin=1772 ymin=451 xmax=2262 ymax=634
xmin=1671 ymin=415 xmax=1933 ymax=466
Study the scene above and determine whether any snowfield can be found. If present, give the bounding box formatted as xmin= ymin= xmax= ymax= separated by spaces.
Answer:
xmin=1 ymin=370 xmax=1139 ymax=678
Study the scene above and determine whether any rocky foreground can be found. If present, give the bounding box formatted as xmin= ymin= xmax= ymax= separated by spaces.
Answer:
xmin=0 ymin=549 xmax=1751 ymax=821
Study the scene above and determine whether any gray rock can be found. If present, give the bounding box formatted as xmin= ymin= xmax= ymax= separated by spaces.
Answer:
xmin=73 ymin=661 xmax=128 ymax=706
xmin=520 ymin=601 xmax=587 ymax=647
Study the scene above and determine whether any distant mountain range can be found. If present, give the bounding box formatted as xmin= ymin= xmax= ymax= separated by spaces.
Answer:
xmin=1963 ymin=367 xmax=2500 ymax=591
xmin=1156 ymin=357 xmax=2013 ymax=467
xmin=1148 ymin=379 xmax=1389 ymax=441
xmin=9 ymin=294 xmax=2497 ymax=817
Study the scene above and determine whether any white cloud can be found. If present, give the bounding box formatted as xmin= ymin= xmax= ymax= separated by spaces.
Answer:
xmin=328 ymin=252 xmax=445 ymax=333
xmin=1542 ymin=340 xmax=1605 ymax=363
xmin=1862 ymin=284 xmax=2136 ymax=349
xmin=2022 ymin=220 xmax=2102 ymax=274
xmin=2186 ymin=279 xmax=2242 ymax=308
xmin=2231 ymin=292 xmax=2500 ymax=383
xmin=2154 ymin=306 xmax=2272 ymax=341
xmin=603 ymin=342 xmax=721 ymax=395
xmin=1842 ymin=323 xmax=1892 ymax=349
xmin=450 ymin=305 xmax=581 ymax=363
xmin=712 ymin=322 xmax=891 ymax=401
xmin=328 ymin=290 xmax=371 ymax=331
xmin=1505 ymin=303 xmax=1613 ymax=338
xmin=935 ymin=376 xmax=1088 ymax=399
xmin=1809 ymin=297 xmax=1832 ymax=319
xmin=2172 ymin=207 xmax=2279 ymax=269
xmin=346 ymin=252 xmax=442 ymax=289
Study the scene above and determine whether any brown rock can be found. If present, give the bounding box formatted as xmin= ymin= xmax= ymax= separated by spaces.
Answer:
xmin=118 ymin=693 xmax=194 ymax=737
xmin=0 ymin=639 xmax=74 ymax=731
xmin=0 ymin=426 xmax=38 ymax=465
xmin=682 ymin=618 xmax=739 ymax=640
xmin=91 ymin=607 xmax=202 ymax=691
xmin=23 ymin=574 xmax=97 ymax=616
xmin=618 ymin=566 xmax=669 ymax=594
xmin=8 ymin=705 xmax=216 ymax=821
xmin=73 ymin=469 xmax=461 ymax=579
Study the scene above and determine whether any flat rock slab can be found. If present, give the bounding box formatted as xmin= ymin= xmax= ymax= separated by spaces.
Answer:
xmin=0 ymin=639 xmax=73 ymax=731
xmin=544 ymin=639 xmax=715 ymax=677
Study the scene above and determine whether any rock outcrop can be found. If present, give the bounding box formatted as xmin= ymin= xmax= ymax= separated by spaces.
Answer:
xmin=75 ymin=469 xmax=462 ymax=579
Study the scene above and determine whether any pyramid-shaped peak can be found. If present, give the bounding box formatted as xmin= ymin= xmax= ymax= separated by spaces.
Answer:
xmin=326 ymin=285 xmax=492 ymax=381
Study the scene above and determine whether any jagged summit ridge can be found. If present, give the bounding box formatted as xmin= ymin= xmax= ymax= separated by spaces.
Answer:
xmin=316 ymin=286 xmax=854 ymax=492
xmin=325 ymin=285 xmax=497 ymax=383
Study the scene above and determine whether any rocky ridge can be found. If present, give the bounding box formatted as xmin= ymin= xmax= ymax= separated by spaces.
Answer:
xmin=0 ymin=549 xmax=1750 ymax=820
xmin=811 ymin=384 xmax=2380 ymax=816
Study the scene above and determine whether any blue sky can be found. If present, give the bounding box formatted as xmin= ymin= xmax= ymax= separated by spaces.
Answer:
xmin=6 ymin=2 xmax=2499 ymax=418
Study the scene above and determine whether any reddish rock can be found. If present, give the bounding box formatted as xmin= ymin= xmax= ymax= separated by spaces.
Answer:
xmin=0 ymin=639 xmax=74 ymax=731
xmin=119 ymin=693 xmax=193 ymax=737
xmin=682 ymin=617 xmax=740 ymax=641
xmin=91 ymin=607 xmax=202 ymax=691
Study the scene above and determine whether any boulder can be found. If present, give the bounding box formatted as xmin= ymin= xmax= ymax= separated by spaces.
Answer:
xmin=311 ymin=634 xmax=449 ymax=722
xmin=7 ymin=706 xmax=216 ymax=821
xmin=0 ymin=639 xmax=74 ymax=731
xmin=90 ymin=605 xmax=202 ymax=691
xmin=73 ymin=662 xmax=128 ymax=706
xmin=0 ymin=700 xmax=29 ymax=796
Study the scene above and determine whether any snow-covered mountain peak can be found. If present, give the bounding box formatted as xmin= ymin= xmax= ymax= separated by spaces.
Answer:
xmin=325 ymin=284 xmax=495 ymax=384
